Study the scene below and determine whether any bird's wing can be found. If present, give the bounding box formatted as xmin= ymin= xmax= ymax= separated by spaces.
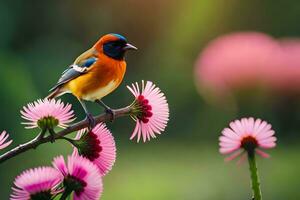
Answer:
xmin=49 ymin=48 xmax=98 ymax=92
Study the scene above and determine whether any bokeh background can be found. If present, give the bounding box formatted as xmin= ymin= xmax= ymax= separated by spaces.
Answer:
xmin=1 ymin=0 xmax=300 ymax=199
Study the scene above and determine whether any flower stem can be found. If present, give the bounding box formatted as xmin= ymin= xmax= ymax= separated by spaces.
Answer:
xmin=59 ymin=189 xmax=73 ymax=200
xmin=247 ymin=151 xmax=262 ymax=200
xmin=61 ymin=137 xmax=78 ymax=147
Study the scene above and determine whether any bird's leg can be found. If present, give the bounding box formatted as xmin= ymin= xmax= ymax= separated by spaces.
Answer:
xmin=79 ymin=99 xmax=96 ymax=130
xmin=95 ymin=99 xmax=115 ymax=121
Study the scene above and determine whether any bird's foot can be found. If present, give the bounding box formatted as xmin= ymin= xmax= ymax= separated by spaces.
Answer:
xmin=86 ymin=113 xmax=96 ymax=130
xmin=95 ymin=100 xmax=115 ymax=121
xmin=105 ymin=108 xmax=116 ymax=122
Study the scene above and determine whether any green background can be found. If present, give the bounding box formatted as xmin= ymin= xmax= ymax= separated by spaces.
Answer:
xmin=0 ymin=0 xmax=300 ymax=199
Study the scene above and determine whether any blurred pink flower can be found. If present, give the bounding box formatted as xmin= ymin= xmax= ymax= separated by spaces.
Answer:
xmin=272 ymin=39 xmax=300 ymax=93
xmin=219 ymin=117 xmax=276 ymax=161
xmin=73 ymin=123 xmax=116 ymax=176
xmin=0 ymin=131 xmax=12 ymax=150
xmin=21 ymin=99 xmax=75 ymax=129
xmin=10 ymin=167 xmax=62 ymax=200
xmin=127 ymin=81 xmax=169 ymax=142
xmin=52 ymin=155 xmax=102 ymax=200
xmin=194 ymin=32 xmax=294 ymax=97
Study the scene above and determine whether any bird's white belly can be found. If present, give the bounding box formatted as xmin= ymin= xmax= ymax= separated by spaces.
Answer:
xmin=82 ymin=80 xmax=117 ymax=101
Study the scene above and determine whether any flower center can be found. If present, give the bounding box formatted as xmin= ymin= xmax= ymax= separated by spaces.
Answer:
xmin=136 ymin=95 xmax=153 ymax=123
xmin=37 ymin=116 xmax=59 ymax=130
xmin=30 ymin=191 xmax=52 ymax=200
xmin=64 ymin=175 xmax=87 ymax=196
xmin=77 ymin=131 xmax=102 ymax=161
xmin=241 ymin=135 xmax=258 ymax=152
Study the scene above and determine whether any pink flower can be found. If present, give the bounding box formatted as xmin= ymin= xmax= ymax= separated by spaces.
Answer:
xmin=73 ymin=123 xmax=116 ymax=176
xmin=52 ymin=155 xmax=103 ymax=200
xmin=195 ymin=32 xmax=300 ymax=99
xmin=21 ymin=99 xmax=75 ymax=129
xmin=219 ymin=117 xmax=276 ymax=161
xmin=127 ymin=81 xmax=169 ymax=142
xmin=10 ymin=167 xmax=62 ymax=200
xmin=0 ymin=131 xmax=12 ymax=150
xmin=195 ymin=32 xmax=282 ymax=97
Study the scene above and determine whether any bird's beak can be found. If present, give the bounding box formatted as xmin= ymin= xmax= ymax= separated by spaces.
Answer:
xmin=123 ymin=43 xmax=138 ymax=51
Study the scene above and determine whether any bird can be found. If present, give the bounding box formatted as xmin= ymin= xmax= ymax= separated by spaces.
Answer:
xmin=47 ymin=33 xmax=137 ymax=129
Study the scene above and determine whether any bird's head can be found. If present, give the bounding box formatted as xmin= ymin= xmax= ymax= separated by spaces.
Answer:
xmin=94 ymin=33 xmax=137 ymax=60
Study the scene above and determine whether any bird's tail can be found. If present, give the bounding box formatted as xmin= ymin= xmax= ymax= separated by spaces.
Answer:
xmin=46 ymin=88 xmax=62 ymax=99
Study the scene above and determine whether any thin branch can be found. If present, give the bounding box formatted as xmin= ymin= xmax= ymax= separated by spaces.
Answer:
xmin=0 ymin=106 xmax=131 ymax=164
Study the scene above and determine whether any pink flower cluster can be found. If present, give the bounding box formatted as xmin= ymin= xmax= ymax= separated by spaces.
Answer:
xmin=11 ymin=155 xmax=103 ymax=200
xmin=7 ymin=80 xmax=169 ymax=199
xmin=195 ymin=32 xmax=300 ymax=98
xmin=10 ymin=120 xmax=119 ymax=199
xmin=10 ymin=122 xmax=115 ymax=199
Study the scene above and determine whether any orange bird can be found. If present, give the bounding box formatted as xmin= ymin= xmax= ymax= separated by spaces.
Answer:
xmin=47 ymin=33 xmax=137 ymax=128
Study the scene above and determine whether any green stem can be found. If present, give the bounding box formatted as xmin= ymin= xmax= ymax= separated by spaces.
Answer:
xmin=247 ymin=151 xmax=262 ymax=200
xmin=61 ymin=137 xmax=78 ymax=147
xmin=59 ymin=189 xmax=73 ymax=200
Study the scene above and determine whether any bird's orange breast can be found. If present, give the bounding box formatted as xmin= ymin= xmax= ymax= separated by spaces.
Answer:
xmin=66 ymin=54 xmax=126 ymax=101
